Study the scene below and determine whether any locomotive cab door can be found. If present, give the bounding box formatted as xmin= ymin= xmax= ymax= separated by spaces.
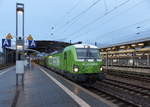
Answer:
xmin=64 ymin=52 xmax=68 ymax=70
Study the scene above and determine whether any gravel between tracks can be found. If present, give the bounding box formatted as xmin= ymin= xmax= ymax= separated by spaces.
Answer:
xmin=106 ymin=75 xmax=150 ymax=89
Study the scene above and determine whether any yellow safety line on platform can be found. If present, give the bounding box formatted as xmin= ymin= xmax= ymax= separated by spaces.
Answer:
xmin=40 ymin=68 xmax=91 ymax=107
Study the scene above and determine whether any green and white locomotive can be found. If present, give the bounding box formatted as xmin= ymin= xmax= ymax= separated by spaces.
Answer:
xmin=39 ymin=44 xmax=105 ymax=82
xmin=44 ymin=44 xmax=104 ymax=82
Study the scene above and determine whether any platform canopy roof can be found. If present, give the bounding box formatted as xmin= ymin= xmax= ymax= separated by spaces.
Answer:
xmin=4 ymin=40 xmax=82 ymax=55
xmin=100 ymin=37 xmax=150 ymax=52
xmin=30 ymin=40 xmax=72 ymax=53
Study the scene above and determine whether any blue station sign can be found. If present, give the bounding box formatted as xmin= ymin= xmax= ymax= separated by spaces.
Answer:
xmin=2 ymin=39 xmax=11 ymax=48
xmin=28 ymin=40 xmax=36 ymax=48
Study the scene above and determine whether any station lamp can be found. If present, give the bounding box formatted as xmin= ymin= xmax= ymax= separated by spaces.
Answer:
xmin=112 ymin=47 xmax=116 ymax=50
xmin=138 ymin=43 xmax=144 ymax=46
xmin=120 ymin=46 xmax=126 ymax=49
xmin=17 ymin=45 xmax=23 ymax=50
xmin=131 ymin=44 xmax=136 ymax=47
xmin=17 ymin=6 xmax=24 ymax=14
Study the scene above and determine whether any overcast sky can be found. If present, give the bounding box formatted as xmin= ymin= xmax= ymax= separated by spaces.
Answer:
xmin=0 ymin=0 xmax=150 ymax=49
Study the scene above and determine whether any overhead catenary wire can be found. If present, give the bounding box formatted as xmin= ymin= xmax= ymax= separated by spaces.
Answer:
xmin=67 ymin=0 xmax=81 ymax=14
xmin=97 ymin=18 xmax=150 ymax=38
xmin=108 ymin=28 xmax=150 ymax=43
xmin=85 ymin=28 xmax=150 ymax=46
xmin=53 ymin=0 xmax=81 ymax=32
xmin=62 ymin=0 xmax=131 ymax=34
xmin=67 ymin=0 xmax=102 ymax=23
xmin=69 ymin=0 xmax=147 ymax=40
xmin=65 ymin=0 xmax=131 ymax=39
xmin=57 ymin=0 xmax=103 ymax=33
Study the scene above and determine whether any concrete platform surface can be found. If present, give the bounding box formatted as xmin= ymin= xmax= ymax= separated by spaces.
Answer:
xmin=0 ymin=66 xmax=16 ymax=107
xmin=0 ymin=64 xmax=116 ymax=107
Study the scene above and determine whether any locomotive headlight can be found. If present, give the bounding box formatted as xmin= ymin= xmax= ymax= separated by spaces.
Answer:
xmin=73 ymin=66 xmax=79 ymax=72
xmin=100 ymin=67 xmax=103 ymax=71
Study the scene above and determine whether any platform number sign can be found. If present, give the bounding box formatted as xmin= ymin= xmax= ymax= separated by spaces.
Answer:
xmin=28 ymin=40 xmax=36 ymax=48
xmin=2 ymin=39 xmax=11 ymax=48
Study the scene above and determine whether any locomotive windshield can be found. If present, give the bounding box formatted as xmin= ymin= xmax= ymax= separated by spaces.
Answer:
xmin=76 ymin=48 xmax=100 ymax=59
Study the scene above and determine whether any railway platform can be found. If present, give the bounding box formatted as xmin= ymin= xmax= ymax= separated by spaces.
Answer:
xmin=0 ymin=66 xmax=16 ymax=107
xmin=0 ymin=64 xmax=116 ymax=107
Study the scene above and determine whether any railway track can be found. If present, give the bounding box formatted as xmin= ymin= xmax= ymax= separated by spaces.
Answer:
xmin=104 ymin=79 xmax=150 ymax=97
xmin=87 ymin=79 xmax=150 ymax=107
xmin=87 ymin=86 xmax=138 ymax=107
xmin=106 ymin=70 xmax=150 ymax=82
xmin=41 ymin=65 xmax=150 ymax=107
